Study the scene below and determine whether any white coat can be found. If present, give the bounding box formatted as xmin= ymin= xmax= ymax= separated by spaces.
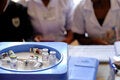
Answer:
xmin=18 ymin=0 xmax=73 ymax=41
xmin=72 ymin=0 xmax=120 ymax=43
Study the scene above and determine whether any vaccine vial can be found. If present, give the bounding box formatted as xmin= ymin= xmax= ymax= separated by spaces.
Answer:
xmin=42 ymin=48 xmax=49 ymax=61
xmin=49 ymin=51 xmax=57 ymax=65
xmin=33 ymin=62 xmax=43 ymax=69
xmin=9 ymin=54 xmax=17 ymax=69
xmin=8 ymin=50 xmax=15 ymax=57
xmin=1 ymin=53 xmax=8 ymax=59
xmin=25 ymin=56 xmax=36 ymax=70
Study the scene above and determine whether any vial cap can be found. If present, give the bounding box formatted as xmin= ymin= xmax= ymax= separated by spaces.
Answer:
xmin=10 ymin=54 xmax=17 ymax=59
xmin=42 ymin=48 xmax=48 ymax=52
xmin=50 ymin=51 xmax=56 ymax=55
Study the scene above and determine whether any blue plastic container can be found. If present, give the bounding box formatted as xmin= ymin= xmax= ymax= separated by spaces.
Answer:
xmin=0 ymin=42 xmax=68 ymax=80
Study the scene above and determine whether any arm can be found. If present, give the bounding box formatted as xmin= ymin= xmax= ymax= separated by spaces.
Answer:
xmin=62 ymin=30 xmax=73 ymax=44
xmin=33 ymin=34 xmax=42 ymax=42
xmin=61 ymin=0 xmax=74 ymax=44
xmin=74 ymin=33 xmax=109 ymax=45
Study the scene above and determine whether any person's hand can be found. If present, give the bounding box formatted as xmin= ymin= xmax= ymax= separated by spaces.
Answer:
xmin=34 ymin=35 xmax=55 ymax=42
xmin=34 ymin=35 xmax=42 ymax=42
xmin=62 ymin=36 xmax=73 ymax=44
xmin=92 ymin=38 xmax=109 ymax=45
xmin=62 ymin=30 xmax=73 ymax=44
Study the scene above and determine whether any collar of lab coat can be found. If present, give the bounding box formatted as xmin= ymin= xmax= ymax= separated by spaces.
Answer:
xmin=83 ymin=0 xmax=120 ymax=11
xmin=82 ymin=0 xmax=120 ymax=27
xmin=3 ymin=0 xmax=10 ymax=12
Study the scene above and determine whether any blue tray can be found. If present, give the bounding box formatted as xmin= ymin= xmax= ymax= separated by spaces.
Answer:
xmin=0 ymin=42 xmax=68 ymax=80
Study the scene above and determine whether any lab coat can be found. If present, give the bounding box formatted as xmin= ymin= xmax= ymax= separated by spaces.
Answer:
xmin=72 ymin=0 xmax=120 ymax=43
xmin=18 ymin=0 xmax=73 ymax=41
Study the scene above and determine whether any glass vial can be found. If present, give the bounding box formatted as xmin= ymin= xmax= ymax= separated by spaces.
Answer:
xmin=49 ymin=51 xmax=56 ymax=65
xmin=10 ymin=54 xmax=17 ymax=69
xmin=42 ymin=48 xmax=49 ymax=61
